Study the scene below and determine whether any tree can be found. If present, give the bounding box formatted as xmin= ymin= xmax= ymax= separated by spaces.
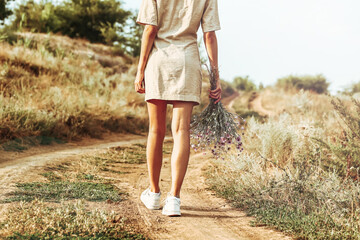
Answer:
xmin=233 ymin=76 xmax=257 ymax=92
xmin=122 ymin=13 xmax=143 ymax=57
xmin=276 ymin=74 xmax=329 ymax=94
xmin=0 ymin=0 xmax=13 ymax=23
xmin=11 ymin=0 xmax=131 ymax=44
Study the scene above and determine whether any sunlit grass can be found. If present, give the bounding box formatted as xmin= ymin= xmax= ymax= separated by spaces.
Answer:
xmin=0 ymin=32 xmax=148 ymax=148
xmin=2 ymin=181 xmax=123 ymax=203
xmin=0 ymin=200 xmax=147 ymax=239
xmin=207 ymin=90 xmax=360 ymax=239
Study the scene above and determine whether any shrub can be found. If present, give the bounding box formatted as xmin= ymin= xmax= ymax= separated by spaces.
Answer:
xmin=316 ymin=97 xmax=360 ymax=178
xmin=220 ymin=79 xmax=235 ymax=98
xmin=0 ymin=0 xmax=13 ymax=23
xmin=207 ymin=114 xmax=360 ymax=239
xmin=9 ymin=0 xmax=137 ymax=51
xmin=233 ymin=76 xmax=257 ymax=92
xmin=343 ymin=81 xmax=360 ymax=95
xmin=277 ymin=74 xmax=330 ymax=94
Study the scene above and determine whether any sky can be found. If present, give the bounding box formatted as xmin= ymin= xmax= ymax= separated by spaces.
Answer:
xmin=124 ymin=0 xmax=360 ymax=92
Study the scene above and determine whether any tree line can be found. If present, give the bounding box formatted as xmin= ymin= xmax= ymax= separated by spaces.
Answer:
xmin=0 ymin=0 xmax=142 ymax=56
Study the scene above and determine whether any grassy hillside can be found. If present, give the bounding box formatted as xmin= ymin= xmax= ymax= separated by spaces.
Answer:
xmin=0 ymin=32 xmax=149 ymax=148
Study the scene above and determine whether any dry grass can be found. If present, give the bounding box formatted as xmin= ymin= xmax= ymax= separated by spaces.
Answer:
xmin=0 ymin=199 xmax=146 ymax=239
xmin=0 ymin=32 xmax=147 ymax=147
xmin=208 ymin=88 xmax=360 ymax=239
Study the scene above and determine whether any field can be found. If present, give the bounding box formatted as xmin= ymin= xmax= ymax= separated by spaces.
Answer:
xmin=1 ymin=32 xmax=360 ymax=239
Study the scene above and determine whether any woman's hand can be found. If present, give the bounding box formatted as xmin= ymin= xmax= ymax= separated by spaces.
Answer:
xmin=209 ymin=80 xmax=222 ymax=104
xmin=134 ymin=71 xmax=145 ymax=94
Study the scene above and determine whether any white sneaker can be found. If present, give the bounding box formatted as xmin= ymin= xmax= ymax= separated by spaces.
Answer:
xmin=140 ymin=188 xmax=161 ymax=210
xmin=162 ymin=195 xmax=181 ymax=216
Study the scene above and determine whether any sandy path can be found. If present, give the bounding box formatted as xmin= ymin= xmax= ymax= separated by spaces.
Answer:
xmin=222 ymin=92 xmax=240 ymax=111
xmin=248 ymin=93 xmax=274 ymax=117
xmin=130 ymin=153 xmax=292 ymax=240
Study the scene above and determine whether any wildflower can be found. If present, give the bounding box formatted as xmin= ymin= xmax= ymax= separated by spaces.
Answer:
xmin=190 ymin=65 xmax=245 ymax=157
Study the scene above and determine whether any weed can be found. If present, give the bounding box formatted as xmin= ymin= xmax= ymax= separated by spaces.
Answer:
xmin=2 ymin=181 xmax=123 ymax=203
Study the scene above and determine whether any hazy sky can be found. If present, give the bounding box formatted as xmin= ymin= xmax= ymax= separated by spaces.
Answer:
xmin=125 ymin=0 xmax=360 ymax=92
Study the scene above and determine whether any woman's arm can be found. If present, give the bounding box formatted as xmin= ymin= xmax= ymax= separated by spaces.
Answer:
xmin=203 ymin=31 xmax=222 ymax=104
xmin=135 ymin=25 xmax=158 ymax=94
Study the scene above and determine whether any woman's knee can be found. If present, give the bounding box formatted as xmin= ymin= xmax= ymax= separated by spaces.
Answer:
xmin=149 ymin=124 xmax=166 ymax=138
xmin=171 ymin=122 xmax=190 ymax=137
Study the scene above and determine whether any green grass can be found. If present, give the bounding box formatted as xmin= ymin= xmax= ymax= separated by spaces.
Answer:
xmin=247 ymin=202 xmax=360 ymax=240
xmin=5 ymin=232 xmax=147 ymax=240
xmin=2 ymin=181 xmax=123 ymax=203
xmin=0 ymin=136 xmax=66 ymax=152
xmin=89 ymin=144 xmax=147 ymax=165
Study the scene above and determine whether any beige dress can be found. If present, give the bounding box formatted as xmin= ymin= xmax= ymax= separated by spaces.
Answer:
xmin=136 ymin=0 xmax=221 ymax=105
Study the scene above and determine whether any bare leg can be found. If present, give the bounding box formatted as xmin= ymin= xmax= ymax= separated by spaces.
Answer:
xmin=146 ymin=100 xmax=167 ymax=193
xmin=170 ymin=101 xmax=194 ymax=198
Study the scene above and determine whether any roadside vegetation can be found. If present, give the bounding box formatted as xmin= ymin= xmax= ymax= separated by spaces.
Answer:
xmin=207 ymin=89 xmax=360 ymax=239
xmin=0 ymin=142 xmax=164 ymax=239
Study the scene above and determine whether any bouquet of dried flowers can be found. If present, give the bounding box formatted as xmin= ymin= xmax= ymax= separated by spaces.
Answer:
xmin=190 ymin=66 xmax=245 ymax=158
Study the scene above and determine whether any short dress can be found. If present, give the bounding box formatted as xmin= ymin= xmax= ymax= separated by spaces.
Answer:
xmin=136 ymin=0 xmax=221 ymax=105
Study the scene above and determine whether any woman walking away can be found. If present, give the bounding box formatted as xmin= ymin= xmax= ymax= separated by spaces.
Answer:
xmin=135 ymin=0 xmax=221 ymax=216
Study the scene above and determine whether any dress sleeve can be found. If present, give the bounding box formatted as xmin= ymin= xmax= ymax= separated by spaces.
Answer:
xmin=201 ymin=0 xmax=221 ymax=32
xmin=136 ymin=0 xmax=158 ymax=26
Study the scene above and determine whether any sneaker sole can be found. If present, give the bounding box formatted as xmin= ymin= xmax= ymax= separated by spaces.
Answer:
xmin=140 ymin=195 xmax=160 ymax=210
xmin=162 ymin=209 xmax=181 ymax=217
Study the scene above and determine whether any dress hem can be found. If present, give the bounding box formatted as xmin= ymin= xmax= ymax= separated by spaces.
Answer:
xmin=145 ymin=94 xmax=200 ymax=106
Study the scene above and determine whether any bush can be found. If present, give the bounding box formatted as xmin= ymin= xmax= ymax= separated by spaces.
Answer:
xmin=277 ymin=74 xmax=330 ymax=94
xmin=0 ymin=0 xmax=13 ymax=23
xmin=233 ymin=76 xmax=257 ymax=92
xmin=316 ymin=97 xmax=360 ymax=178
xmin=10 ymin=0 xmax=134 ymax=48
xmin=220 ymin=80 xmax=235 ymax=98
xmin=342 ymin=81 xmax=360 ymax=95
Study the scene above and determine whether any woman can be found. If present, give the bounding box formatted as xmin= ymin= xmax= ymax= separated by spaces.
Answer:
xmin=135 ymin=0 xmax=221 ymax=216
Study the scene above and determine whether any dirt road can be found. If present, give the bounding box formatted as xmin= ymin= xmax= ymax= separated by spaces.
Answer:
xmin=248 ymin=93 xmax=274 ymax=117
xmin=0 ymin=133 xmax=292 ymax=240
